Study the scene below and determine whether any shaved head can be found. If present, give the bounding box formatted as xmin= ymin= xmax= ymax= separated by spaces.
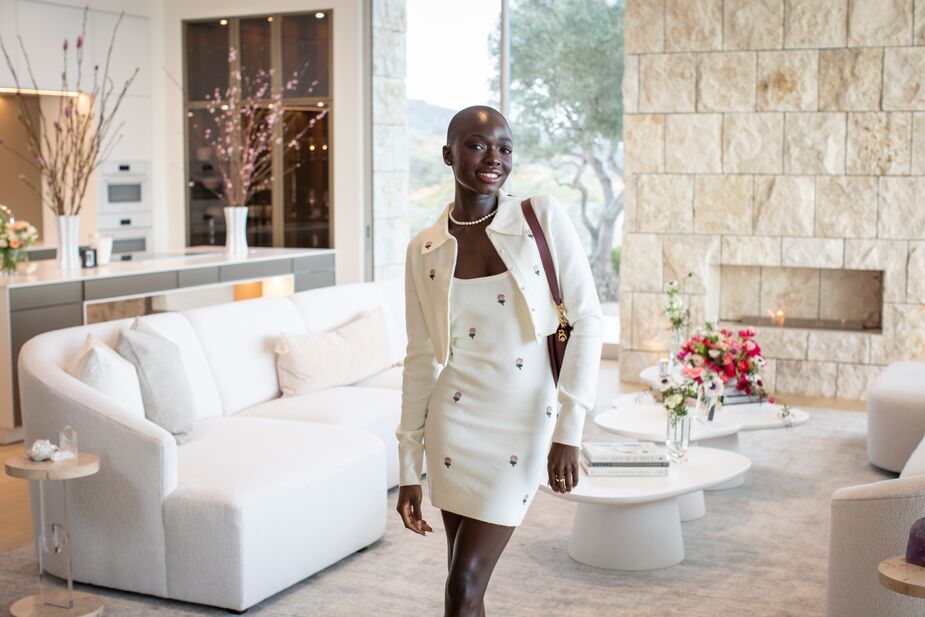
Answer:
xmin=445 ymin=105 xmax=510 ymax=145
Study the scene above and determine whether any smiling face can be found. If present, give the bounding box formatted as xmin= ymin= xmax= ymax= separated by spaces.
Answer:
xmin=442 ymin=106 xmax=513 ymax=196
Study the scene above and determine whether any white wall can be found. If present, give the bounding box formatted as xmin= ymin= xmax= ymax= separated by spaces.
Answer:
xmin=155 ymin=0 xmax=368 ymax=284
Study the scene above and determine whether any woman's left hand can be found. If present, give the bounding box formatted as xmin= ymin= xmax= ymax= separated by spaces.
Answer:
xmin=547 ymin=442 xmax=580 ymax=493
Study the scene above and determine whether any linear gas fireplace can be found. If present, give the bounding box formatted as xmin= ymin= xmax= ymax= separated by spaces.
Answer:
xmin=716 ymin=266 xmax=883 ymax=333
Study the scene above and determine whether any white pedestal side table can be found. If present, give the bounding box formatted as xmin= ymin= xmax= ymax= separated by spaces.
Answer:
xmin=4 ymin=453 xmax=103 ymax=617
xmin=539 ymin=447 xmax=750 ymax=571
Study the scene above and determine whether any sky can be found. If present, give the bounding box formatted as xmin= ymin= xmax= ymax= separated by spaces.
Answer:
xmin=405 ymin=0 xmax=500 ymax=111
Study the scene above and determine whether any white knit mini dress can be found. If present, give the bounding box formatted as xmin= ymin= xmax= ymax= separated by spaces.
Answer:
xmin=423 ymin=269 xmax=558 ymax=527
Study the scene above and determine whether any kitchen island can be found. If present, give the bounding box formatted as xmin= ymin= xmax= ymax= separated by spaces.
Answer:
xmin=0 ymin=246 xmax=335 ymax=443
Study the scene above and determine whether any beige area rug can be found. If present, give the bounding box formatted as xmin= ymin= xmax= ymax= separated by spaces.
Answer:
xmin=0 ymin=407 xmax=890 ymax=616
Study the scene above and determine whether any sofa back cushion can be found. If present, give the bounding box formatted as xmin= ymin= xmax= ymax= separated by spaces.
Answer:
xmin=66 ymin=334 xmax=146 ymax=418
xmin=183 ymin=296 xmax=307 ymax=415
xmin=135 ymin=313 xmax=223 ymax=422
xmin=289 ymin=279 xmax=405 ymax=366
xmin=275 ymin=305 xmax=394 ymax=395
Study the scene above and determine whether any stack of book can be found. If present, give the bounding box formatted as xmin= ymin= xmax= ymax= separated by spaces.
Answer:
xmin=722 ymin=385 xmax=765 ymax=406
xmin=579 ymin=442 xmax=670 ymax=476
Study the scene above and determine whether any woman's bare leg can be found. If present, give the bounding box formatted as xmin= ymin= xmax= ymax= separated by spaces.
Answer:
xmin=444 ymin=515 xmax=515 ymax=617
xmin=441 ymin=509 xmax=463 ymax=570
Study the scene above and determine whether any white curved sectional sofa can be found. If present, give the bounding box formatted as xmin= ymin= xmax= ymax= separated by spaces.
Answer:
xmin=17 ymin=279 xmax=409 ymax=611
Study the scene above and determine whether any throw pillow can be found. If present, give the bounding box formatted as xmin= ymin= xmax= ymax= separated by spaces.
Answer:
xmin=275 ymin=305 xmax=393 ymax=396
xmin=116 ymin=319 xmax=196 ymax=444
xmin=66 ymin=334 xmax=146 ymax=418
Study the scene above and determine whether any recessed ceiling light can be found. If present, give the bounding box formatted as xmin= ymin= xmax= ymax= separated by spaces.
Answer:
xmin=322 ymin=144 xmax=327 ymax=150
xmin=315 ymin=12 xmax=325 ymax=19
xmin=220 ymin=104 xmax=229 ymax=111
xmin=309 ymin=145 xmax=316 ymax=151
xmin=219 ymin=19 xmax=228 ymax=26
xmin=316 ymin=101 xmax=325 ymax=107
xmin=267 ymin=16 xmax=274 ymax=22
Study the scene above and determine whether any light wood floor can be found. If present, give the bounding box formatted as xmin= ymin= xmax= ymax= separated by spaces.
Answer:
xmin=0 ymin=359 xmax=865 ymax=554
xmin=0 ymin=442 xmax=31 ymax=552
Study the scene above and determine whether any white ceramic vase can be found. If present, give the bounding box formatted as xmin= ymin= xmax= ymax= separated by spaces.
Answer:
xmin=56 ymin=214 xmax=81 ymax=270
xmin=223 ymin=206 xmax=249 ymax=257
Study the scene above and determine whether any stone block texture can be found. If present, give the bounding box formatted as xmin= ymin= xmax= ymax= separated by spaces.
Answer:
xmin=620 ymin=0 xmax=923 ymax=399
xmin=372 ymin=0 xmax=409 ymax=281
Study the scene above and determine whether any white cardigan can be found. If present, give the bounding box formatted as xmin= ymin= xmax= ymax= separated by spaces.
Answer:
xmin=396 ymin=191 xmax=604 ymax=486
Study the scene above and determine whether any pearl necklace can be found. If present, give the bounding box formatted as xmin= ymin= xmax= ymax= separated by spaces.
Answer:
xmin=449 ymin=205 xmax=498 ymax=226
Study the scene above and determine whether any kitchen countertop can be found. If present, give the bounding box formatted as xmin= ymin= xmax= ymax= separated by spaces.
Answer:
xmin=1 ymin=246 xmax=334 ymax=289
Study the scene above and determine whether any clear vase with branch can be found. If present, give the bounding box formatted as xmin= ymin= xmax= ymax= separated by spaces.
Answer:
xmin=192 ymin=47 xmax=316 ymax=256
xmin=664 ymin=275 xmax=692 ymax=369
xmin=0 ymin=7 xmax=138 ymax=269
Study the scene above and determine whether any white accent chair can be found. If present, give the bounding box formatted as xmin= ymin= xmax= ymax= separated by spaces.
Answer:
xmin=827 ymin=362 xmax=925 ymax=617
xmin=17 ymin=279 xmax=408 ymax=611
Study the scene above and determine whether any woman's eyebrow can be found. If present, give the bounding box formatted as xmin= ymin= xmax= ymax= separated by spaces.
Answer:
xmin=467 ymin=133 xmax=513 ymax=143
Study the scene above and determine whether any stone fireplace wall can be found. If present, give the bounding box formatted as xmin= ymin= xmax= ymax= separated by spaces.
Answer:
xmin=619 ymin=0 xmax=925 ymax=399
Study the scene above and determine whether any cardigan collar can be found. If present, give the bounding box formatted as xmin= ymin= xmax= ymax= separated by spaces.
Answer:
xmin=418 ymin=190 xmax=524 ymax=255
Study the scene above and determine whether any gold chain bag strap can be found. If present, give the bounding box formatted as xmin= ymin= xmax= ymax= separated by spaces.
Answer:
xmin=521 ymin=198 xmax=572 ymax=386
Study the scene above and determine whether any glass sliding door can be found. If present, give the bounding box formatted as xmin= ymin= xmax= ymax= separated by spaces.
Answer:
xmin=183 ymin=12 xmax=333 ymax=250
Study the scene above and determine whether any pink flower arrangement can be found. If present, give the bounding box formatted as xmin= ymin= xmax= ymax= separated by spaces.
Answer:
xmin=678 ymin=325 xmax=773 ymax=400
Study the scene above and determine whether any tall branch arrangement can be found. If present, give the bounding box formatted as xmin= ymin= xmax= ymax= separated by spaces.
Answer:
xmin=0 ymin=7 xmax=138 ymax=216
xmin=193 ymin=47 xmax=319 ymax=208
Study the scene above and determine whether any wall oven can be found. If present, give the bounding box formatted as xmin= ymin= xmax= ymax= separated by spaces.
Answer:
xmin=97 ymin=161 xmax=152 ymax=255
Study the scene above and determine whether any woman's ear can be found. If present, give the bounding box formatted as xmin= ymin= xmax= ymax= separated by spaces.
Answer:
xmin=442 ymin=144 xmax=453 ymax=166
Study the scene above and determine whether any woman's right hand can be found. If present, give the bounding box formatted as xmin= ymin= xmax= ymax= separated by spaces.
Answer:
xmin=397 ymin=484 xmax=433 ymax=536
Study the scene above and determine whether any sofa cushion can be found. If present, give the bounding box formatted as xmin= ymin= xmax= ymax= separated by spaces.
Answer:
xmin=354 ymin=365 xmax=403 ymax=390
xmin=117 ymin=320 xmax=196 ymax=444
xmin=66 ymin=334 xmax=145 ymax=418
xmin=164 ymin=417 xmax=386 ymax=609
xmin=239 ymin=386 xmax=401 ymax=487
xmin=290 ymin=279 xmax=405 ymax=366
xmin=275 ymin=306 xmax=394 ymax=396
xmin=135 ymin=313 xmax=223 ymax=421
xmin=184 ymin=297 xmax=307 ymax=415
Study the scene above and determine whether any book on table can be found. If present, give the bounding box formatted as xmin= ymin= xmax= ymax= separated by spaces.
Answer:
xmin=579 ymin=453 xmax=668 ymax=476
xmin=581 ymin=441 xmax=668 ymax=464
xmin=579 ymin=442 xmax=669 ymax=477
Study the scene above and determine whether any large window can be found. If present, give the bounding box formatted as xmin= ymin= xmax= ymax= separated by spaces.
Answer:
xmin=406 ymin=0 xmax=624 ymax=339
xmin=184 ymin=12 xmax=333 ymax=249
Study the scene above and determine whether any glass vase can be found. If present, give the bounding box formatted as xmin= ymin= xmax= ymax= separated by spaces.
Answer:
xmin=666 ymin=413 xmax=691 ymax=462
xmin=1 ymin=248 xmax=20 ymax=275
xmin=669 ymin=327 xmax=684 ymax=369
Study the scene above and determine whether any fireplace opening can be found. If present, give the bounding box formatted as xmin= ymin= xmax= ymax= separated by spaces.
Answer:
xmin=714 ymin=265 xmax=883 ymax=333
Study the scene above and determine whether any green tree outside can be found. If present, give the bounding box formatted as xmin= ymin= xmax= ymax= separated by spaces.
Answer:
xmin=493 ymin=0 xmax=625 ymax=301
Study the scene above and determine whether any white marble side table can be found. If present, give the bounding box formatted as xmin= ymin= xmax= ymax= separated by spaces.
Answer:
xmin=4 ymin=453 xmax=103 ymax=617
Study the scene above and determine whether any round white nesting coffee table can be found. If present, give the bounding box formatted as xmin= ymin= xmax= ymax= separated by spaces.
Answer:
xmin=719 ymin=400 xmax=810 ymax=430
xmin=5 ymin=453 xmax=103 ymax=617
xmin=638 ymin=364 xmax=680 ymax=389
xmin=595 ymin=405 xmax=746 ymax=502
xmin=539 ymin=447 xmax=750 ymax=570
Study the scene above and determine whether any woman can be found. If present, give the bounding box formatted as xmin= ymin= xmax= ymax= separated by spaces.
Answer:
xmin=395 ymin=105 xmax=603 ymax=617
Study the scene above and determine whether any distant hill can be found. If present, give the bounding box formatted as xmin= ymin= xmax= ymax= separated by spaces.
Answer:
xmin=408 ymin=99 xmax=455 ymax=137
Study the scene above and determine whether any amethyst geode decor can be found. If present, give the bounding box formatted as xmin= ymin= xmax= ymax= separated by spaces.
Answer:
xmin=906 ymin=517 xmax=925 ymax=566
